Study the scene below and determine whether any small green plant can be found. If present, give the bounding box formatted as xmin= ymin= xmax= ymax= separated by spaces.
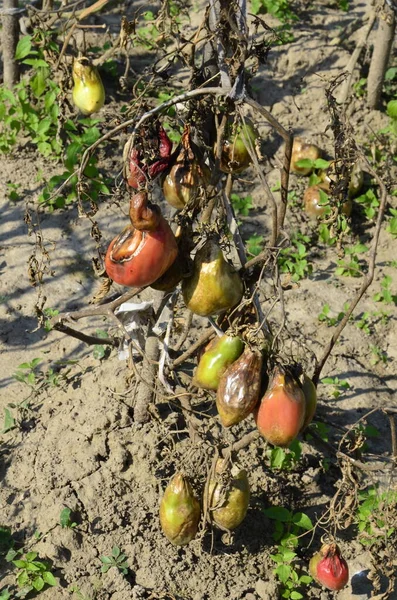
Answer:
xmin=353 ymin=77 xmax=367 ymax=98
xmin=59 ymin=507 xmax=77 ymax=529
xmin=386 ymin=208 xmax=397 ymax=237
xmin=92 ymin=329 xmax=111 ymax=360
xmin=356 ymin=486 xmax=397 ymax=547
xmin=335 ymin=243 xmax=368 ymax=277
xmin=251 ymin=0 xmax=297 ymax=23
xmin=100 ymin=547 xmax=129 ymax=575
xmin=42 ymin=307 xmax=59 ymax=332
xmin=0 ymin=589 xmax=11 ymax=600
xmin=355 ymin=188 xmax=379 ymax=220
xmin=386 ymin=100 xmax=397 ymax=136
xmin=279 ymin=232 xmax=313 ymax=282
xmin=373 ymin=275 xmax=396 ymax=305
xmin=2 ymin=408 xmax=16 ymax=434
xmin=264 ymin=507 xmax=313 ymax=598
xmin=318 ymin=302 xmax=349 ymax=327
xmin=6 ymin=182 xmax=21 ymax=201
xmin=321 ymin=376 xmax=351 ymax=399
xmin=355 ymin=311 xmax=372 ymax=334
xmin=6 ymin=549 xmax=57 ymax=597
xmin=12 ymin=358 xmax=42 ymax=389
xmin=230 ymin=193 xmax=254 ymax=216
xmin=268 ymin=440 xmax=302 ymax=471
xmin=246 ymin=234 xmax=264 ymax=257
xmin=369 ymin=344 xmax=388 ymax=365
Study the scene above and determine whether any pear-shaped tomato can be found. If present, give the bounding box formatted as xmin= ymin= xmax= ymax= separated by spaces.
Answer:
xmin=309 ymin=543 xmax=349 ymax=591
xmin=194 ymin=335 xmax=244 ymax=391
xmin=72 ymin=57 xmax=105 ymax=115
xmin=255 ymin=366 xmax=305 ymax=447
xmin=160 ymin=473 xmax=201 ymax=546
xmin=300 ymin=373 xmax=317 ymax=430
xmin=216 ymin=348 xmax=263 ymax=427
xmin=208 ymin=459 xmax=250 ymax=531
xmin=216 ymin=118 xmax=258 ymax=174
xmin=182 ymin=240 xmax=243 ymax=316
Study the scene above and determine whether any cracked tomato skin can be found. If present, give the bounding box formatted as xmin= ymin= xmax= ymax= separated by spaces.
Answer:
xmin=105 ymin=217 xmax=178 ymax=288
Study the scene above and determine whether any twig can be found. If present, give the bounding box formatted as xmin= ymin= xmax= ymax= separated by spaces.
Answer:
xmin=336 ymin=12 xmax=376 ymax=105
xmin=171 ymin=328 xmax=214 ymax=368
xmin=53 ymin=322 xmax=118 ymax=347
xmin=50 ymin=288 xmax=143 ymax=328
xmin=221 ymin=430 xmax=260 ymax=459
xmin=312 ymin=159 xmax=388 ymax=385
xmin=244 ymin=96 xmax=293 ymax=233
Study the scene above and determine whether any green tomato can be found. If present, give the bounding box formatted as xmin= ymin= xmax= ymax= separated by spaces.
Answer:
xmin=194 ymin=335 xmax=244 ymax=391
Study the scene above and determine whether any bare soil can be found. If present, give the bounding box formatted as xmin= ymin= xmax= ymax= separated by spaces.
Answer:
xmin=1 ymin=1 xmax=396 ymax=599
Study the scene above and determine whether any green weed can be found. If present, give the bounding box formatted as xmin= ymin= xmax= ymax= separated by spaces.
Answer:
xmin=6 ymin=549 xmax=57 ymax=597
xmin=100 ymin=547 xmax=129 ymax=575
xmin=264 ymin=507 xmax=313 ymax=599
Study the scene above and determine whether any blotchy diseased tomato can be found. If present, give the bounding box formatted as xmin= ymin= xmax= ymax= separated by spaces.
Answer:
xmin=105 ymin=217 xmax=178 ymax=288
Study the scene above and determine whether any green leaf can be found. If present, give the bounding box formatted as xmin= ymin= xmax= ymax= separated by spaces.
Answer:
xmin=60 ymin=507 xmax=72 ymax=528
xmin=112 ymin=546 xmax=121 ymax=558
xmin=295 ymin=158 xmax=313 ymax=169
xmin=264 ymin=506 xmax=291 ymax=522
xmin=290 ymin=592 xmax=303 ymax=599
xmin=15 ymin=36 xmax=32 ymax=60
xmin=32 ymin=576 xmax=45 ymax=591
xmin=42 ymin=571 xmax=57 ymax=586
xmin=3 ymin=408 xmax=16 ymax=433
xmin=275 ymin=563 xmax=291 ymax=583
xmin=270 ymin=447 xmax=287 ymax=469
xmin=25 ymin=552 xmax=38 ymax=561
xmin=13 ymin=559 xmax=28 ymax=568
xmin=292 ymin=512 xmax=313 ymax=530
xmin=313 ymin=158 xmax=330 ymax=169
xmin=100 ymin=556 xmax=112 ymax=564
xmin=22 ymin=58 xmax=49 ymax=68
xmin=387 ymin=100 xmax=397 ymax=119
xmin=280 ymin=549 xmax=296 ymax=562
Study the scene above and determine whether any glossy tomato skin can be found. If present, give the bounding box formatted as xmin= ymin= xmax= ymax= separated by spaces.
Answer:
xmin=105 ymin=217 xmax=178 ymax=287
xmin=255 ymin=367 xmax=305 ymax=447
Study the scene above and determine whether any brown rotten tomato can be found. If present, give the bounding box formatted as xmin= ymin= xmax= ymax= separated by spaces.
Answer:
xmin=291 ymin=138 xmax=321 ymax=175
xmin=216 ymin=348 xmax=263 ymax=427
xmin=124 ymin=122 xmax=173 ymax=189
xmin=216 ymin=117 xmax=258 ymax=174
xmin=255 ymin=366 xmax=305 ymax=447
xmin=105 ymin=191 xmax=178 ymax=288
xmin=304 ymin=185 xmax=352 ymax=220
xmin=163 ymin=125 xmax=210 ymax=210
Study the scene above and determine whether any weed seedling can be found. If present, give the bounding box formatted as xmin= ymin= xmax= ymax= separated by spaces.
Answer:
xmin=246 ymin=234 xmax=264 ymax=257
xmin=318 ymin=302 xmax=349 ymax=327
xmin=386 ymin=208 xmax=397 ymax=237
xmin=100 ymin=547 xmax=129 ymax=575
xmin=279 ymin=232 xmax=313 ymax=282
xmin=356 ymin=486 xmax=397 ymax=548
xmin=321 ymin=376 xmax=351 ymax=399
xmin=6 ymin=549 xmax=57 ymax=596
xmin=336 ymin=243 xmax=368 ymax=277
xmin=264 ymin=507 xmax=313 ymax=598
xmin=59 ymin=507 xmax=77 ymax=529
xmin=268 ymin=440 xmax=302 ymax=471
xmin=230 ymin=193 xmax=254 ymax=216
xmin=355 ymin=188 xmax=379 ymax=220
xmin=373 ymin=275 xmax=396 ymax=305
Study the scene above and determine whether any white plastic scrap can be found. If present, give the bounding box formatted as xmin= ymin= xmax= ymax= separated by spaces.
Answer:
xmin=114 ymin=300 xmax=154 ymax=360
